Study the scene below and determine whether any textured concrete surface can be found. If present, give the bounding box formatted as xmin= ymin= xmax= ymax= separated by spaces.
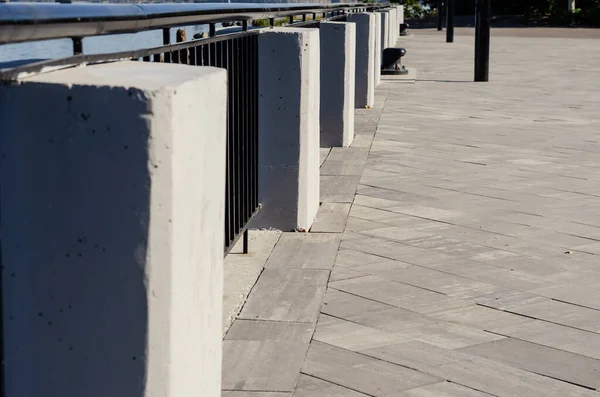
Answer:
xmin=254 ymin=28 xmax=320 ymax=231
xmin=348 ymin=13 xmax=376 ymax=108
xmin=224 ymin=29 xmax=600 ymax=396
xmin=320 ymin=21 xmax=356 ymax=148
xmin=1 ymin=62 xmax=228 ymax=397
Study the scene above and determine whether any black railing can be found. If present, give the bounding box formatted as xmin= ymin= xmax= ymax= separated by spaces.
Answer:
xmin=0 ymin=2 xmax=386 ymax=256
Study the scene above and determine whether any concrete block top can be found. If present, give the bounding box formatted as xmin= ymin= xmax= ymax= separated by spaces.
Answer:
xmin=22 ymin=61 xmax=225 ymax=91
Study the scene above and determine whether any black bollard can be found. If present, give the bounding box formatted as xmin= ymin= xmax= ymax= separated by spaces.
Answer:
xmin=474 ymin=0 xmax=491 ymax=81
xmin=437 ymin=0 xmax=443 ymax=31
xmin=446 ymin=0 xmax=454 ymax=42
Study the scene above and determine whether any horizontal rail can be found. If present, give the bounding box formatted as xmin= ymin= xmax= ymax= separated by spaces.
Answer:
xmin=0 ymin=2 xmax=386 ymax=44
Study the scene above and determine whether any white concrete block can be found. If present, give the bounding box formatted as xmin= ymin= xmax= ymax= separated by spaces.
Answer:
xmin=255 ymin=28 xmax=320 ymax=231
xmin=348 ymin=13 xmax=375 ymax=109
xmin=0 ymin=61 xmax=227 ymax=397
xmin=388 ymin=9 xmax=397 ymax=47
xmin=378 ymin=10 xmax=390 ymax=50
xmin=320 ymin=21 xmax=356 ymax=148
xmin=398 ymin=5 xmax=405 ymax=24
xmin=373 ymin=12 xmax=382 ymax=86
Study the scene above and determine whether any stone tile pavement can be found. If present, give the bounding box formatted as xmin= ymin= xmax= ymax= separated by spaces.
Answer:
xmin=223 ymin=29 xmax=600 ymax=396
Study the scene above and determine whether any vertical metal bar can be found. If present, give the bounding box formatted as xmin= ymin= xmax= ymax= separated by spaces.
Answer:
xmin=312 ymin=12 xmax=316 ymax=21
xmin=230 ymin=37 xmax=236 ymax=243
xmin=474 ymin=0 xmax=491 ymax=82
xmin=437 ymin=0 xmax=443 ymax=30
xmin=190 ymin=44 xmax=197 ymax=65
xmin=240 ymin=36 xmax=247 ymax=231
xmin=289 ymin=15 xmax=294 ymax=24
xmin=253 ymin=34 xmax=258 ymax=210
xmin=72 ymin=37 xmax=82 ymax=55
xmin=446 ymin=0 xmax=455 ymax=42
xmin=209 ymin=23 xmax=216 ymax=37
xmin=162 ymin=28 xmax=171 ymax=63
xmin=162 ymin=28 xmax=170 ymax=45
xmin=235 ymin=37 xmax=243 ymax=240
xmin=243 ymin=230 xmax=249 ymax=254
xmin=269 ymin=18 xmax=275 ymax=27
xmin=242 ymin=20 xmax=248 ymax=31
xmin=302 ymin=13 xmax=306 ymax=22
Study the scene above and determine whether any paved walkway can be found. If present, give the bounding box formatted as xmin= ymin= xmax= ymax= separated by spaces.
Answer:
xmin=223 ymin=29 xmax=600 ymax=397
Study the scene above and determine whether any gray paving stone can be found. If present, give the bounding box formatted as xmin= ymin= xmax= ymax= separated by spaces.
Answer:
xmin=320 ymin=160 xmax=366 ymax=176
xmin=394 ymin=322 xmax=505 ymax=349
xmin=459 ymin=338 xmax=600 ymax=390
xmin=302 ymin=341 xmax=443 ymax=396
xmin=396 ymin=381 xmax=493 ymax=397
xmin=427 ymin=304 xmax=532 ymax=330
xmin=360 ymin=340 xmax=477 ymax=373
xmin=422 ymin=354 xmax=599 ymax=397
xmin=321 ymin=176 xmax=361 ymax=203
xmin=222 ymin=340 xmax=308 ymax=392
xmin=294 ymin=374 xmax=370 ymax=397
xmin=239 ymin=269 xmax=328 ymax=322
xmin=313 ymin=314 xmax=411 ymax=351
xmin=529 ymin=284 xmax=600 ymax=311
xmin=329 ymin=266 xmax=368 ymax=282
xmin=490 ymin=320 xmax=600 ymax=360
xmin=265 ymin=233 xmax=340 ymax=269
xmin=505 ymin=299 xmax=600 ymax=333
xmin=311 ymin=203 xmax=352 ymax=233
xmin=334 ymin=249 xmax=387 ymax=267
xmin=350 ymin=260 xmax=494 ymax=296
xmin=225 ymin=320 xmax=315 ymax=343
xmin=330 ymin=275 xmax=472 ymax=315
xmin=321 ymin=289 xmax=436 ymax=332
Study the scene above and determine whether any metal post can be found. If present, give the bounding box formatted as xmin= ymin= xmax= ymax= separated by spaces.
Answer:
xmin=242 ymin=20 xmax=248 ymax=31
xmin=474 ymin=0 xmax=491 ymax=82
xmin=446 ymin=0 xmax=454 ymax=42
xmin=269 ymin=17 xmax=274 ymax=28
xmin=289 ymin=15 xmax=294 ymax=24
xmin=437 ymin=0 xmax=443 ymax=30
xmin=243 ymin=230 xmax=249 ymax=254
xmin=162 ymin=28 xmax=170 ymax=45
xmin=302 ymin=13 xmax=306 ymax=22
xmin=162 ymin=28 xmax=170 ymax=63
xmin=72 ymin=37 xmax=83 ymax=55
xmin=209 ymin=23 xmax=216 ymax=37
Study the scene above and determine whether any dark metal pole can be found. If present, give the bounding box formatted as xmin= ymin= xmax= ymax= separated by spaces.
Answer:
xmin=72 ymin=37 xmax=82 ymax=55
xmin=446 ymin=0 xmax=454 ymax=42
xmin=162 ymin=27 xmax=170 ymax=45
xmin=209 ymin=23 xmax=216 ymax=37
xmin=474 ymin=0 xmax=491 ymax=81
xmin=437 ymin=0 xmax=443 ymax=30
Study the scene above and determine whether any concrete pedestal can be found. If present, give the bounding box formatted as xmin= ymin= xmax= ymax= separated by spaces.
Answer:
xmin=320 ymin=21 xmax=356 ymax=148
xmin=0 ymin=62 xmax=227 ymax=397
xmin=348 ymin=13 xmax=375 ymax=109
xmin=378 ymin=10 xmax=390 ymax=51
xmin=388 ymin=9 xmax=397 ymax=47
xmin=374 ymin=12 xmax=382 ymax=86
xmin=254 ymin=28 xmax=320 ymax=231
xmin=396 ymin=5 xmax=404 ymax=38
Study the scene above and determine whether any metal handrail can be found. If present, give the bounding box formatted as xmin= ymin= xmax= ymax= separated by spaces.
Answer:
xmin=0 ymin=2 xmax=386 ymax=44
